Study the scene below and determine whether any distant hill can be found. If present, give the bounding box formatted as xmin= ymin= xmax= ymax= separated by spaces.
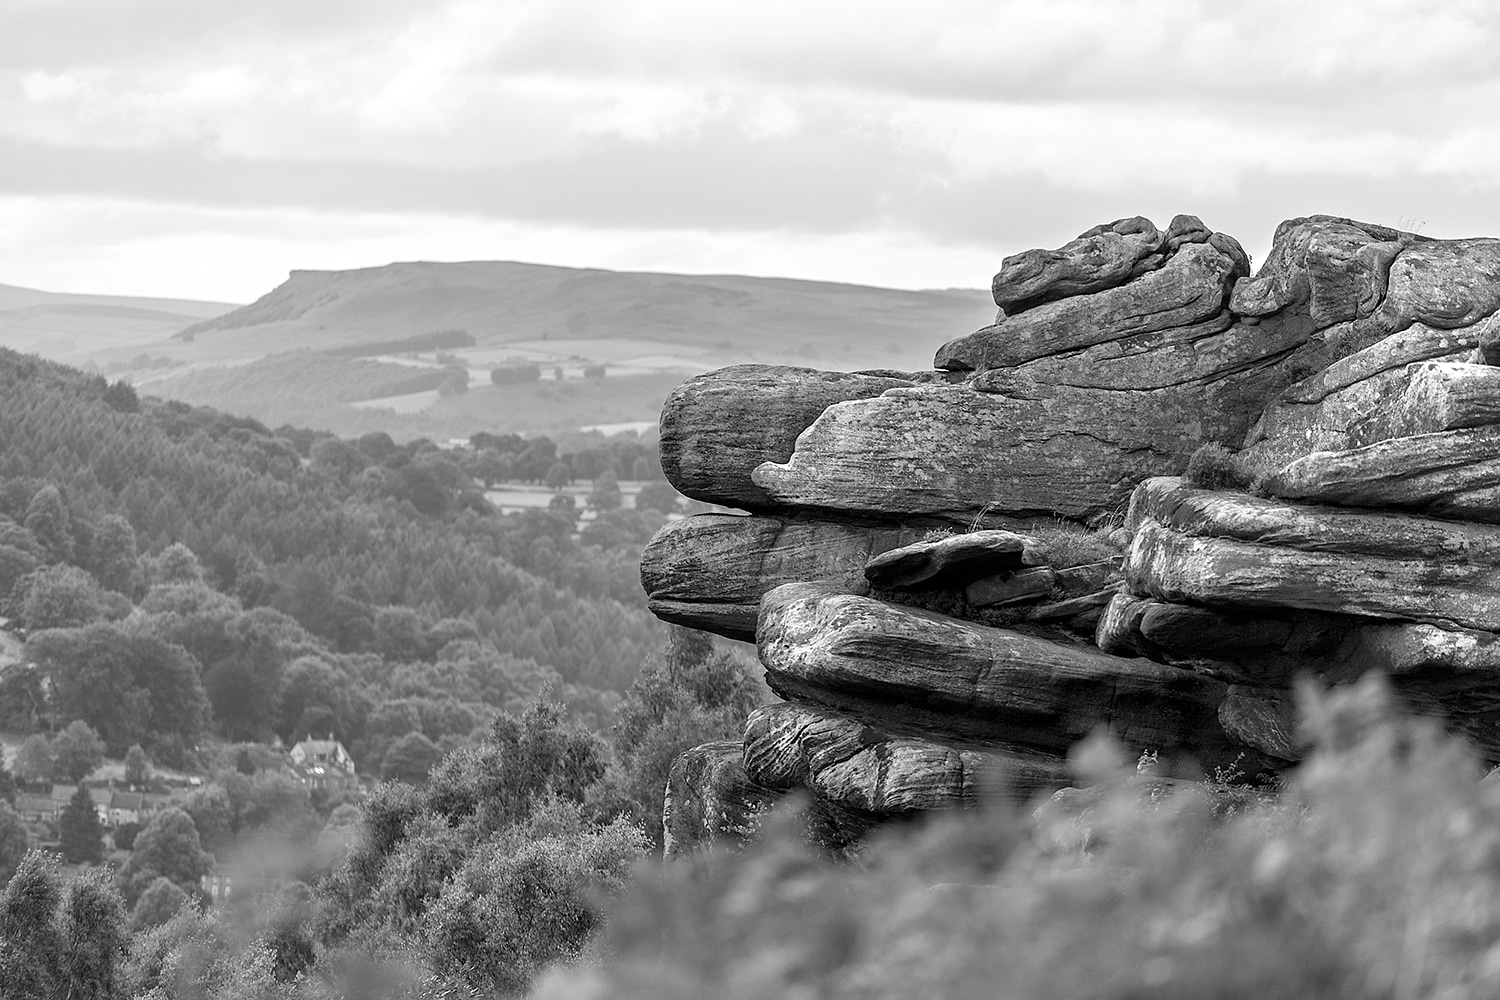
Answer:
xmin=0 ymin=282 xmax=237 ymax=361
xmin=173 ymin=261 xmax=994 ymax=369
xmin=1 ymin=262 xmax=996 ymax=439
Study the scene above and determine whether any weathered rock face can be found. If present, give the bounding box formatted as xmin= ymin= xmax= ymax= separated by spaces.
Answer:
xmin=658 ymin=365 xmax=942 ymax=511
xmin=1125 ymin=478 xmax=1500 ymax=632
xmin=942 ymin=240 xmax=1247 ymax=371
xmin=643 ymin=211 xmax=1500 ymax=852
xmin=640 ymin=513 xmax=928 ymax=640
xmin=990 ymin=214 xmax=1221 ymax=314
xmin=758 ymin=582 xmax=1262 ymax=768
xmin=1231 ymin=217 xmax=1500 ymax=337
xmin=743 ymin=701 xmax=1070 ymax=813
xmin=748 ymin=382 xmax=1213 ymax=521
xmin=727 ymin=218 xmax=1322 ymax=523
xmin=863 ymin=530 xmax=1034 ymax=589
xmin=1237 ymin=218 xmax=1500 ymax=477
xmin=662 ymin=740 xmax=778 ymax=859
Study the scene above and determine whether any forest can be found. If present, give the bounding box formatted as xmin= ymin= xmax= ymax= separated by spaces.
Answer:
xmin=0 ymin=347 xmax=684 ymax=746
xmin=0 ymin=345 xmax=776 ymax=996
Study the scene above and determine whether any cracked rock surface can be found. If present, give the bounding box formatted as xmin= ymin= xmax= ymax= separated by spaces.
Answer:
xmin=641 ymin=213 xmax=1500 ymax=850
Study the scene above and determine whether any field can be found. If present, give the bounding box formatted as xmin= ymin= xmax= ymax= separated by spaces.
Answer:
xmin=147 ymin=358 xmax=689 ymax=439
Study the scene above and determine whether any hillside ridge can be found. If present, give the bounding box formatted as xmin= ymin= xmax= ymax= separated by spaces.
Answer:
xmin=173 ymin=258 xmax=991 ymax=350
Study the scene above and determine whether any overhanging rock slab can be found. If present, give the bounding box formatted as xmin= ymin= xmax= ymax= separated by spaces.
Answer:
xmin=640 ymin=513 xmax=927 ymax=640
xmin=756 ymin=582 xmax=1271 ymax=766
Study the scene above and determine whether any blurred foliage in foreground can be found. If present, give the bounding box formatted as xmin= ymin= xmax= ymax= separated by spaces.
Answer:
xmin=10 ymin=673 xmax=1500 ymax=999
xmin=537 ymin=674 xmax=1500 ymax=1000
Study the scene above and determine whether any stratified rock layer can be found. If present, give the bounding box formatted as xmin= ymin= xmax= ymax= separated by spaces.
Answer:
xmin=1126 ymin=478 xmax=1500 ymax=633
xmin=757 ymin=582 xmax=1269 ymax=769
xmin=941 ymin=241 xmax=1246 ymax=371
xmin=1262 ymin=425 xmax=1500 ymax=520
xmin=659 ymin=365 xmax=929 ymax=511
xmin=749 ymin=381 xmax=1221 ymax=521
xmin=647 ymin=212 xmax=1500 ymax=851
xmin=640 ymin=513 xmax=926 ymax=640
xmin=743 ymin=701 xmax=1070 ymax=812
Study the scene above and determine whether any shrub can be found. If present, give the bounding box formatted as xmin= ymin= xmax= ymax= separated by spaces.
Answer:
xmin=1182 ymin=442 xmax=1254 ymax=491
xmin=537 ymin=675 xmax=1500 ymax=1000
xmin=316 ymin=697 xmax=648 ymax=996
xmin=1024 ymin=521 xmax=1122 ymax=568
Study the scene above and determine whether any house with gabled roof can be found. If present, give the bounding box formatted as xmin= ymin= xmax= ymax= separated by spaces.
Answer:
xmin=15 ymin=793 xmax=51 ymax=823
xmin=108 ymin=790 xmax=144 ymax=826
xmin=288 ymin=735 xmax=358 ymax=792
xmin=49 ymin=784 xmax=112 ymax=823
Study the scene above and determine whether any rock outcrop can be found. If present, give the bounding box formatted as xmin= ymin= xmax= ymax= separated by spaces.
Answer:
xmin=643 ymin=213 xmax=1500 ymax=849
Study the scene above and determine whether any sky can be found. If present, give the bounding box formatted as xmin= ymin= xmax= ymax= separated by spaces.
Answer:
xmin=3 ymin=0 xmax=1499 ymax=303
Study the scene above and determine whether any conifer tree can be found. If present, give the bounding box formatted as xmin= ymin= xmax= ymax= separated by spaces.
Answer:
xmin=60 ymin=784 xmax=104 ymax=865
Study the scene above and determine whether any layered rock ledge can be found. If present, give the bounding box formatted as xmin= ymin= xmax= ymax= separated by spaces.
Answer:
xmin=642 ymin=212 xmax=1500 ymax=849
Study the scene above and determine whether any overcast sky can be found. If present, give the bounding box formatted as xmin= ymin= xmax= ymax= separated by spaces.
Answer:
xmin=3 ymin=0 xmax=1498 ymax=302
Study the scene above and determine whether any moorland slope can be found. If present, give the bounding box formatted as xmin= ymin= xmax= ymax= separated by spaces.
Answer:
xmin=4 ymin=262 xmax=993 ymax=440
xmin=0 ymin=282 xmax=235 ymax=361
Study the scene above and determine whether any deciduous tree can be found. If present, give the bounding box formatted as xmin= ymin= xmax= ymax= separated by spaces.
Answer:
xmin=20 ymin=564 xmax=110 ymax=630
xmin=129 ymin=876 xmax=186 ymax=932
xmin=50 ymin=720 xmax=105 ymax=783
xmin=545 ymin=461 xmax=573 ymax=490
xmin=30 ymin=623 xmax=209 ymax=760
xmin=22 ymin=485 xmax=71 ymax=564
xmin=381 ymin=732 xmax=443 ymax=784
xmin=611 ymin=627 xmax=763 ymax=846
xmin=119 ymin=807 xmax=213 ymax=904
xmin=60 ymin=869 xmax=127 ymax=1000
xmin=89 ymin=514 xmax=138 ymax=596
xmin=635 ymin=479 xmax=682 ymax=515
xmin=587 ymin=470 xmax=622 ymax=511
xmin=0 ymin=851 xmax=64 ymax=999
xmin=13 ymin=733 xmax=52 ymax=785
xmin=145 ymin=542 xmax=205 ymax=587
xmin=124 ymin=744 xmax=150 ymax=787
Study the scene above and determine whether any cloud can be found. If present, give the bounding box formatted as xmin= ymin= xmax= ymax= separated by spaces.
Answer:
xmin=3 ymin=0 xmax=1500 ymax=298
xmin=0 ymin=195 xmax=1001 ymax=302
